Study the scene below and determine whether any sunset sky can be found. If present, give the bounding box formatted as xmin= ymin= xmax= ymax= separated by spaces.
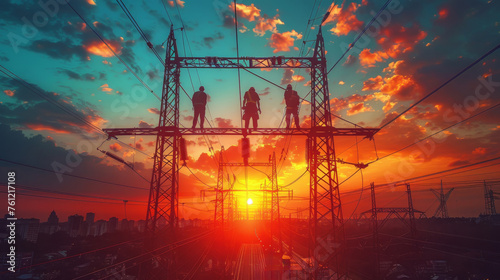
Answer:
xmin=1 ymin=0 xmax=499 ymax=222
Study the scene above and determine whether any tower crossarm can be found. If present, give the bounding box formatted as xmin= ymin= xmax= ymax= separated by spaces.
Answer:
xmin=177 ymin=56 xmax=313 ymax=69
xmin=103 ymin=127 xmax=379 ymax=137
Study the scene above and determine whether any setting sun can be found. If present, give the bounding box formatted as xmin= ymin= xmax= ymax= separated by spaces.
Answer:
xmin=247 ymin=198 xmax=253 ymax=205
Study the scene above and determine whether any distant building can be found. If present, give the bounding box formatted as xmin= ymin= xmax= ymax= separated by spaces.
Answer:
xmin=48 ymin=210 xmax=59 ymax=224
xmin=108 ymin=217 xmax=118 ymax=233
xmin=40 ymin=210 xmax=59 ymax=235
xmin=68 ymin=214 xmax=84 ymax=237
xmin=85 ymin=213 xmax=95 ymax=236
xmin=120 ymin=219 xmax=129 ymax=231
xmin=92 ymin=220 xmax=108 ymax=236
xmin=18 ymin=218 xmax=40 ymax=243
xmin=85 ymin=212 xmax=95 ymax=224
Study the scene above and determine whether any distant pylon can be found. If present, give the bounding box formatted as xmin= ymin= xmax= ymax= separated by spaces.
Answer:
xmin=484 ymin=180 xmax=497 ymax=215
xmin=430 ymin=180 xmax=454 ymax=218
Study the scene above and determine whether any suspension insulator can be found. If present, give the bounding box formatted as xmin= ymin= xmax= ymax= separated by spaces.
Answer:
xmin=99 ymin=150 xmax=127 ymax=165
xmin=179 ymin=138 xmax=188 ymax=161
xmin=241 ymin=137 xmax=250 ymax=165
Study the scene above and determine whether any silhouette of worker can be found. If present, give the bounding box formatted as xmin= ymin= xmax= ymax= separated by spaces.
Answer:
xmin=284 ymin=84 xmax=300 ymax=129
xmin=242 ymin=87 xmax=261 ymax=130
xmin=192 ymin=86 xmax=207 ymax=129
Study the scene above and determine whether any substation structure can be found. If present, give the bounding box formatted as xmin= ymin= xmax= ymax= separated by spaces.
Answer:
xmin=103 ymin=26 xmax=379 ymax=279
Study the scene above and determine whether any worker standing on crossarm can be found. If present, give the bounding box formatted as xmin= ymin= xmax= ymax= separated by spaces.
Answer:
xmin=242 ymin=87 xmax=261 ymax=131
xmin=284 ymin=84 xmax=300 ymax=129
xmin=192 ymin=86 xmax=207 ymax=129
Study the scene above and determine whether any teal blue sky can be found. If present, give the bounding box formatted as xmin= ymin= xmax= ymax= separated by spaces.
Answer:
xmin=1 ymin=0 xmax=500 ymax=220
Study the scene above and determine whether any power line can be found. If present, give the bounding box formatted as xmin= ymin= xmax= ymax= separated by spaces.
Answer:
xmin=73 ymin=230 xmax=213 ymax=280
xmin=116 ymin=0 xmax=165 ymax=66
xmin=159 ymin=0 xmax=173 ymax=24
xmin=185 ymin=164 xmax=216 ymax=189
xmin=338 ymin=43 xmax=500 ymax=158
xmin=0 ymin=158 xmax=149 ymax=190
xmin=15 ymin=236 xmax=145 ymax=272
xmin=343 ymin=156 xmax=500 ymax=196
xmin=13 ymin=183 xmax=146 ymax=203
xmin=64 ymin=0 xmax=161 ymax=101
xmin=0 ymin=65 xmax=103 ymax=134
xmin=1 ymin=64 xmax=151 ymax=159
xmin=378 ymin=43 xmax=500 ymax=132
xmin=327 ymin=0 xmax=393 ymax=75
xmin=374 ymin=102 xmax=500 ymax=163
xmin=234 ymin=0 xmax=243 ymax=127
xmin=0 ymin=190 xmax=131 ymax=205
xmin=174 ymin=0 xmax=201 ymax=85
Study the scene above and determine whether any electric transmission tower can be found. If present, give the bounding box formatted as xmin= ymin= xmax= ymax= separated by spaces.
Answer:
xmin=431 ymin=180 xmax=454 ymax=218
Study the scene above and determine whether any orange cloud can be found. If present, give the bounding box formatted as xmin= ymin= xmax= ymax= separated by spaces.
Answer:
xmin=25 ymin=124 xmax=71 ymax=134
xmin=100 ymin=84 xmax=113 ymax=92
xmin=86 ymin=0 xmax=96 ymax=5
xmin=383 ymin=60 xmax=404 ymax=72
xmin=472 ymin=147 xmax=487 ymax=155
xmin=84 ymin=112 xmax=107 ymax=131
xmin=376 ymin=24 xmax=427 ymax=58
xmin=229 ymin=3 xmax=261 ymax=22
xmin=361 ymin=76 xmax=383 ymax=91
xmin=253 ymin=14 xmax=284 ymax=36
xmin=330 ymin=93 xmax=374 ymax=114
xmin=84 ymin=40 xmax=122 ymax=58
xmin=148 ymin=108 xmax=160 ymax=115
xmin=4 ymin=89 xmax=15 ymax=97
xmin=362 ymin=66 xmax=420 ymax=108
xmin=168 ymin=0 xmax=185 ymax=8
xmin=109 ymin=143 xmax=122 ymax=152
xmin=346 ymin=102 xmax=373 ymax=116
xmin=292 ymin=75 xmax=305 ymax=82
xmin=322 ymin=2 xmax=363 ymax=36
xmin=359 ymin=48 xmax=389 ymax=67
xmin=268 ymin=30 xmax=302 ymax=53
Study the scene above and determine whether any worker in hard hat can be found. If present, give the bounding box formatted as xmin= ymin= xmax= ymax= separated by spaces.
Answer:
xmin=242 ymin=87 xmax=261 ymax=131
xmin=192 ymin=86 xmax=207 ymax=129
xmin=284 ymin=84 xmax=300 ymax=129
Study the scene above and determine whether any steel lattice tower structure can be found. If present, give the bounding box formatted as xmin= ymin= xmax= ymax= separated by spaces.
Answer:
xmin=431 ymin=180 xmax=454 ymax=218
xmin=308 ymin=26 xmax=345 ymax=279
xmin=104 ymin=26 xmax=379 ymax=279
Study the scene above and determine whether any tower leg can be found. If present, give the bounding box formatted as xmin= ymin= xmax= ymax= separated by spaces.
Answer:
xmin=309 ymin=26 xmax=346 ymax=279
xmin=142 ymin=26 xmax=180 ymax=280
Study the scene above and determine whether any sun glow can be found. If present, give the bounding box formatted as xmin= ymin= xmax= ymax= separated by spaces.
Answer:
xmin=247 ymin=198 xmax=253 ymax=205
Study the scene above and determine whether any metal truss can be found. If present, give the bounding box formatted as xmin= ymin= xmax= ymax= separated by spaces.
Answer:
xmin=102 ymin=26 xmax=381 ymax=280
xmin=360 ymin=182 xmax=424 ymax=278
xmin=307 ymin=26 xmax=346 ymax=280
xmin=103 ymin=127 xmax=379 ymax=138
xmin=141 ymin=26 xmax=180 ymax=280
xmin=178 ymin=56 xmax=313 ymax=68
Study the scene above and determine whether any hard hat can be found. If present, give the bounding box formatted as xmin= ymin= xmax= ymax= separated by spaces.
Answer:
xmin=287 ymin=84 xmax=292 ymax=89
xmin=199 ymin=86 xmax=204 ymax=91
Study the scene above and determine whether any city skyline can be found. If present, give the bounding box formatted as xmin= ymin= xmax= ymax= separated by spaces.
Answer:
xmin=1 ymin=0 xmax=499 ymax=222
